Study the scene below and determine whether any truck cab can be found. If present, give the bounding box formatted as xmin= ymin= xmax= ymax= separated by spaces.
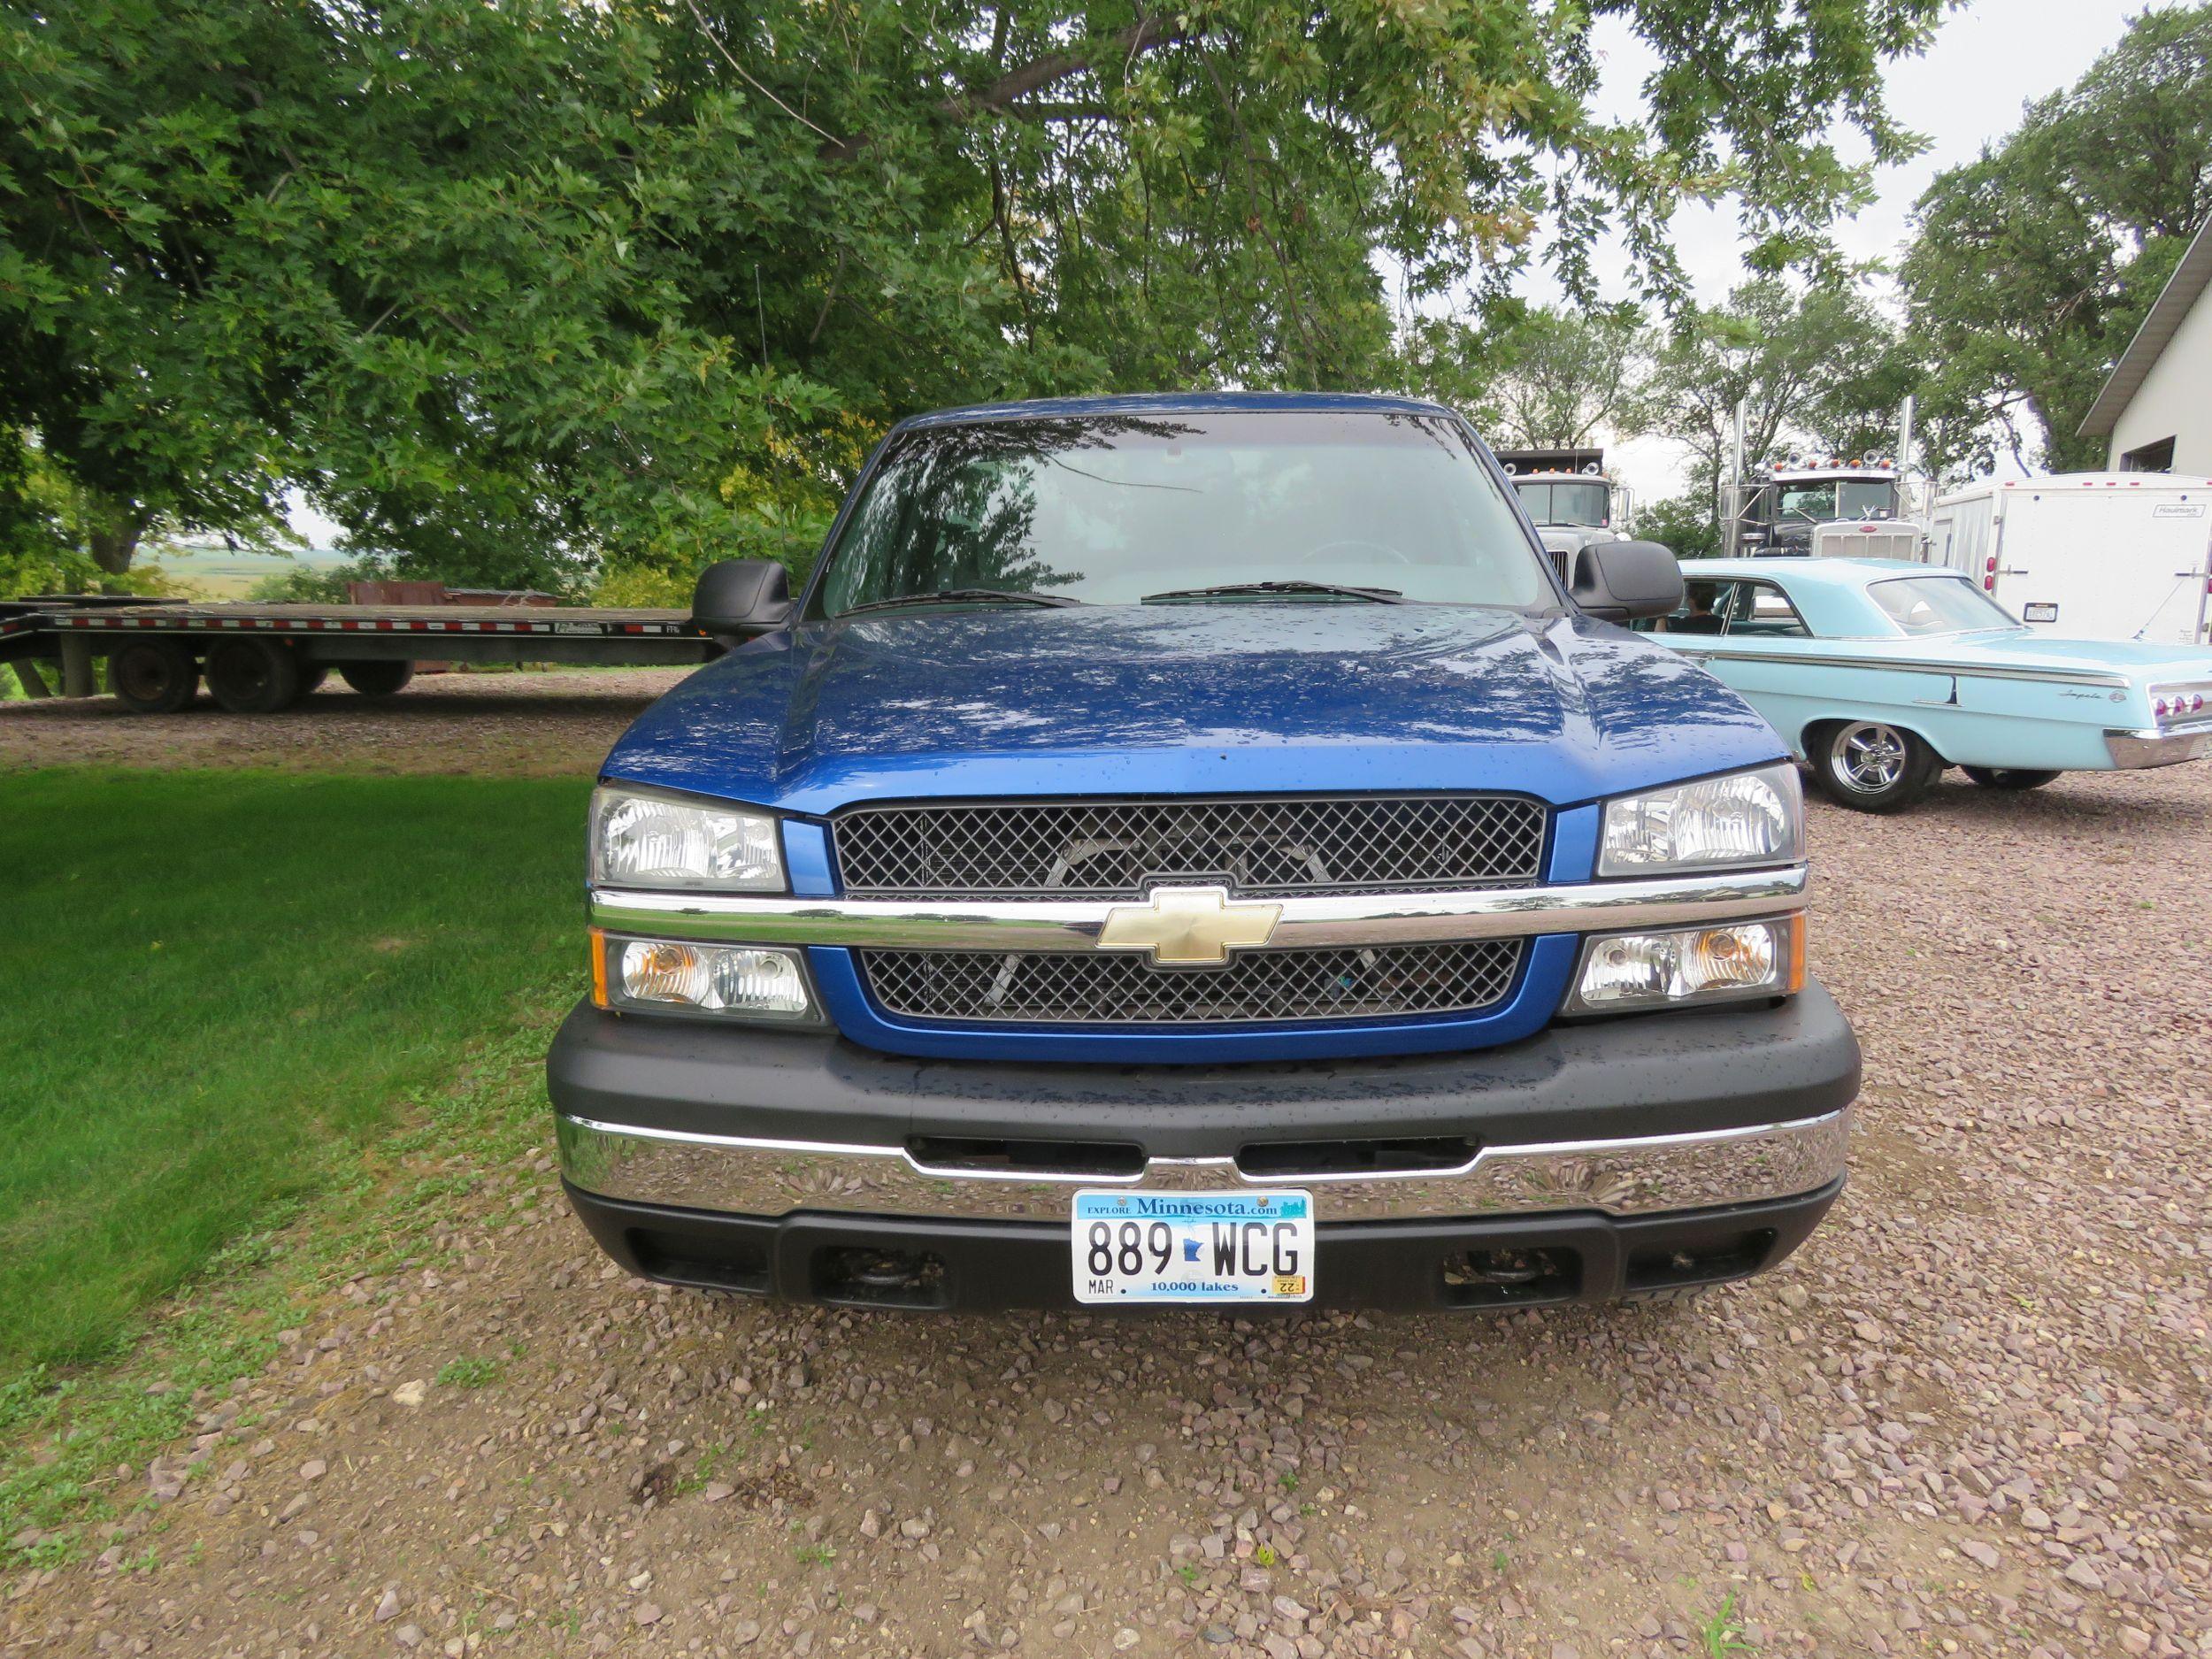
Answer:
xmin=549 ymin=394 xmax=1858 ymax=1312
xmin=1736 ymin=458 xmax=1920 ymax=561
xmin=1496 ymin=447 xmax=1630 ymax=581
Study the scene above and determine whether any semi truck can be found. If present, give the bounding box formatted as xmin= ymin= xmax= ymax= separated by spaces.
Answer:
xmin=1729 ymin=457 xmax=1922 ymax=562
xmin=549 ymin=392 xmax=1859 ymax=1313
xmin=1721 ymin=398 xmax=1926 ymax=563
xmin=1924 ymin=474 xmax=2212 ymax=647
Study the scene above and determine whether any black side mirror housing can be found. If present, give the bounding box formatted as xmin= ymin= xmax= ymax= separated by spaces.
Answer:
xmin=692 ymin=559 xmax=794 ymax=642
xmin=1570 ymin=539 xmax=1685 ymax=622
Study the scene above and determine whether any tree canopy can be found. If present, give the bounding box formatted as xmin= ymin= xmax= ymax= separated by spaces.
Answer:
xmin=2 ymin=0 xmax=1947 ymax=588
xmin=1402 ymin=304 xmax=1655 ymax=450
xmin=1901 ymin=4 xmax=2212 ymax=472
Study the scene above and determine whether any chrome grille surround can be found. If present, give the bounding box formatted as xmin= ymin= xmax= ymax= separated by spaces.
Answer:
xmin=856 ymin=939 xmax=1524 ymax=1026
xmin=832 ymin=795 xmax=1547 ymax=899
xmin=586 ymin=866 xmax=1810 ymax=953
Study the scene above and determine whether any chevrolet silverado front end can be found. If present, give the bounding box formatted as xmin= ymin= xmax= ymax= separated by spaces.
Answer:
xmin=549 ymin=394 xmax=1858 ymax=1311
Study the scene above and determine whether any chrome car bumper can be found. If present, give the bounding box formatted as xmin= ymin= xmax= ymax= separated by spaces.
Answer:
xmin=2106 ymin=726 xmax=2212 ymax=769
xmin=557 ymin=1105 xmax=1853 ymax=1225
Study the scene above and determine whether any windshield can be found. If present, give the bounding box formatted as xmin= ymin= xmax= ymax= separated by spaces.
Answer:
xmin=1866 ymin=576 xmax=2019 ymax=636
xmin=1513 ymin=479 xmax=1611 ymax=528
xmin=812 ymin=411 xmax=1556 ymax=615
xmin=1776 ymin=478 xmax=1901 ymax=524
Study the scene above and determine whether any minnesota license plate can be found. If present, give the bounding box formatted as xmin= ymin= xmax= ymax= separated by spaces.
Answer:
xmin=1071 ymin=1189 xmax=1314 ymax=1304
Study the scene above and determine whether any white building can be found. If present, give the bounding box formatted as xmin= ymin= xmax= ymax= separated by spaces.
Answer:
xmin=2078 ymin=217 xmax=2212 ymax=473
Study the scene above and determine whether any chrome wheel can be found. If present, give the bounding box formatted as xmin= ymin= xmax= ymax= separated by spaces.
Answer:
xmin=1834 ymin=722 xmax=1907 ymax=792
xmin=1810 ymin=719 xmax=1939 ymax=813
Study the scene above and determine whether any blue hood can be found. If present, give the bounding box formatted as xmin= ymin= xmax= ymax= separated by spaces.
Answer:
xmin=602 ymin=606 xmax=1782 ymax=815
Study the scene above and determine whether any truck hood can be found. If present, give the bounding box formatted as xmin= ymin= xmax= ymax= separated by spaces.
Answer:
xmin=601 ymin=605 xmax=1784 ymax=815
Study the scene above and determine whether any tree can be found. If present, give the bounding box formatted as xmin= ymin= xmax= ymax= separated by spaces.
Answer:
xmin=1901 ymin=6 xmax=2212 ymax=472
xmin=1641 ymin=279 xmax=1911 ymax=530
xmin=2 ymin=0 xmax=1949 ymax=588
xmin=1402 ymin=305 xmax=1653 ymax=449
xmin=1632 ymin=489 xmax=1721 ymax=561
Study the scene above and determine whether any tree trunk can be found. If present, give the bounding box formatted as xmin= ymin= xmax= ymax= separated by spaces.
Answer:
xmin=81 ymin=489 xmax=150 ymax=574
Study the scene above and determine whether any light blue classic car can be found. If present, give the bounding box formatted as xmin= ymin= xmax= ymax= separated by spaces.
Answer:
xmin=1643 ymin=558 xmax=2212 ymax=810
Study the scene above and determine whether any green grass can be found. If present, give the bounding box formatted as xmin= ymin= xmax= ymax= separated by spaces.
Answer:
xmin=0 ymin=768 xmax=589 ymax=1371
xmin=434 ymin=1356 xmax=503 ymax=1389
xmin=1700 ymin=1592 xmax=1755 ymax=1655
xmin=2 ymin=1006 xmax=565 ymax=1563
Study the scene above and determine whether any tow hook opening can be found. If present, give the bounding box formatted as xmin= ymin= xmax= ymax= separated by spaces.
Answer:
xmin=810 ymin=1246 xmax=949 ymax=1310
xmin=1236 ymin=1135 xmax=1479 ymax=1178
xmin=629 ymin=1230 xmax=770 ymax=1296
xmin=1440 ymin=1246 xmax=1580 ymax=1309
xmin=905 ymin=1136 xmax=1144 ymax=1179
xmin=1624 ymin=1228 xmax=1777 ymax=1291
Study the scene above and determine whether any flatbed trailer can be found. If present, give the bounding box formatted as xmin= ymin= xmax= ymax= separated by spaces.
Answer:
xmin=0 ymin=597 xmax=714 ymax=713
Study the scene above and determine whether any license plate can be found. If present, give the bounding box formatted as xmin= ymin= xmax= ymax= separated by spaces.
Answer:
xmin=1071 ymin=1189 xmax=1314 ymax=1304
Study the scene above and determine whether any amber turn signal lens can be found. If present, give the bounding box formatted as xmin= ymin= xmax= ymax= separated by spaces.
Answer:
xmin=1569 ymin=915 xmax=1801 ymax=1012
xmin=588 ymin=926 xmax=609 ymax=1009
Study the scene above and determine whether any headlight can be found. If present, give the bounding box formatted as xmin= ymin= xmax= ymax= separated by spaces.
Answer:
xmin=1598 ymin=762 xmax=1802 ymax=877
xmin=1567 ymin=916 xmax=1803 ymax=1013
xmin=592 ymin=932 xmax=819 ymax=1024
xmin=590 ymin=786 xmax=784 ymax=892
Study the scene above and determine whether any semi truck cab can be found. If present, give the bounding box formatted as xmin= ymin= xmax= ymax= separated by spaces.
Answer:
xmin=1736 ymin=459 xmax=1921 ymax=562
xmin=549 ymin=394 xmax=1859 ymax=1312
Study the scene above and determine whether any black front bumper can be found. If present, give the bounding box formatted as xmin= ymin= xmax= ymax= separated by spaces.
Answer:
xmin=548 ymin=983 xmax=1859 ymax=1152
xmin=565 ymin=1178 xmax=1844 ymax=1312
xmin=549 ymin=986 xmax=1858 ymax=1310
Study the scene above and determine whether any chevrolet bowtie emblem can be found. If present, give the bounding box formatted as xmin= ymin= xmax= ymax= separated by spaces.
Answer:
xmin=1096 ymin=885 xmax=1283 ymax=966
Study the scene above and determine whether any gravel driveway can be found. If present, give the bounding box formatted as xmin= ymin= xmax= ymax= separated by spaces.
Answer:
xmin=0 ymin=669 xmax=689 ymax=776
xmin=4 ymin=761 xmax=2208 ymax=1659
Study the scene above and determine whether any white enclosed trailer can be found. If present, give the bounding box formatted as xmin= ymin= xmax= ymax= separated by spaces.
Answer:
xmin=1924 ymin=474 xmax=2212 ymax=647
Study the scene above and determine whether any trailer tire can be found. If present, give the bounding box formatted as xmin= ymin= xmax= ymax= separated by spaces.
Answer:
xmin=205 ymin=638 xmax=303 ymax=714
xmin=338 ymin=661 xmax=414 ymax=699
xmin=1962 ymin=766 xmax=2059 ymax=791
xmin=108 ymin=640 xmax=200 ymax=715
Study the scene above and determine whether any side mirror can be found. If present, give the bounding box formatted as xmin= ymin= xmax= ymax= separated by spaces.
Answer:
xmin=692 ymin=559 xmax=794 ymax=642
xmin=1571 ymin=539 xmax=1684 ymax=622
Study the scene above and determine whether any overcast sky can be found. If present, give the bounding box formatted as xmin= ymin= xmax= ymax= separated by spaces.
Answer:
xmin=1603 ymin=0 xmax=2153 ymax=503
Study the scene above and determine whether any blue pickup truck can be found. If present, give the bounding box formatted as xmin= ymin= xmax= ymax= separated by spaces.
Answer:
xmin=549 ymin=393 xmax=1859 ymax=1312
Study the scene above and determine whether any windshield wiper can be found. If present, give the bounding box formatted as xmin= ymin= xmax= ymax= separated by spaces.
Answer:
xmin=1141 ymin=580 xmax=1404 ymax=605
xmin=840 ymin=588 xmax=1086 ymax=616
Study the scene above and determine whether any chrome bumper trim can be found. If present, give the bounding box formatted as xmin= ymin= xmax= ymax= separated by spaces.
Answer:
xmin=588 ymin=865 xmax=1809 ymax=953
xmin=557 ymin=1107 xmax=1851 ymax=1224
xmin=2105 ymin=726 xmax=2212 ymax=769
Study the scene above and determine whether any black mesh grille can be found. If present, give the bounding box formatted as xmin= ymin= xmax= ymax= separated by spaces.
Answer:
xmin=833 ymin=796 xmax=1546 ymax=899
xmin=857 ymin=941 xmax=1523 ymax=1025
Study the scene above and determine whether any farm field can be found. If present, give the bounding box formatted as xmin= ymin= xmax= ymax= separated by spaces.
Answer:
xmin=134 ymin=545 xmax=353 ymax=600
